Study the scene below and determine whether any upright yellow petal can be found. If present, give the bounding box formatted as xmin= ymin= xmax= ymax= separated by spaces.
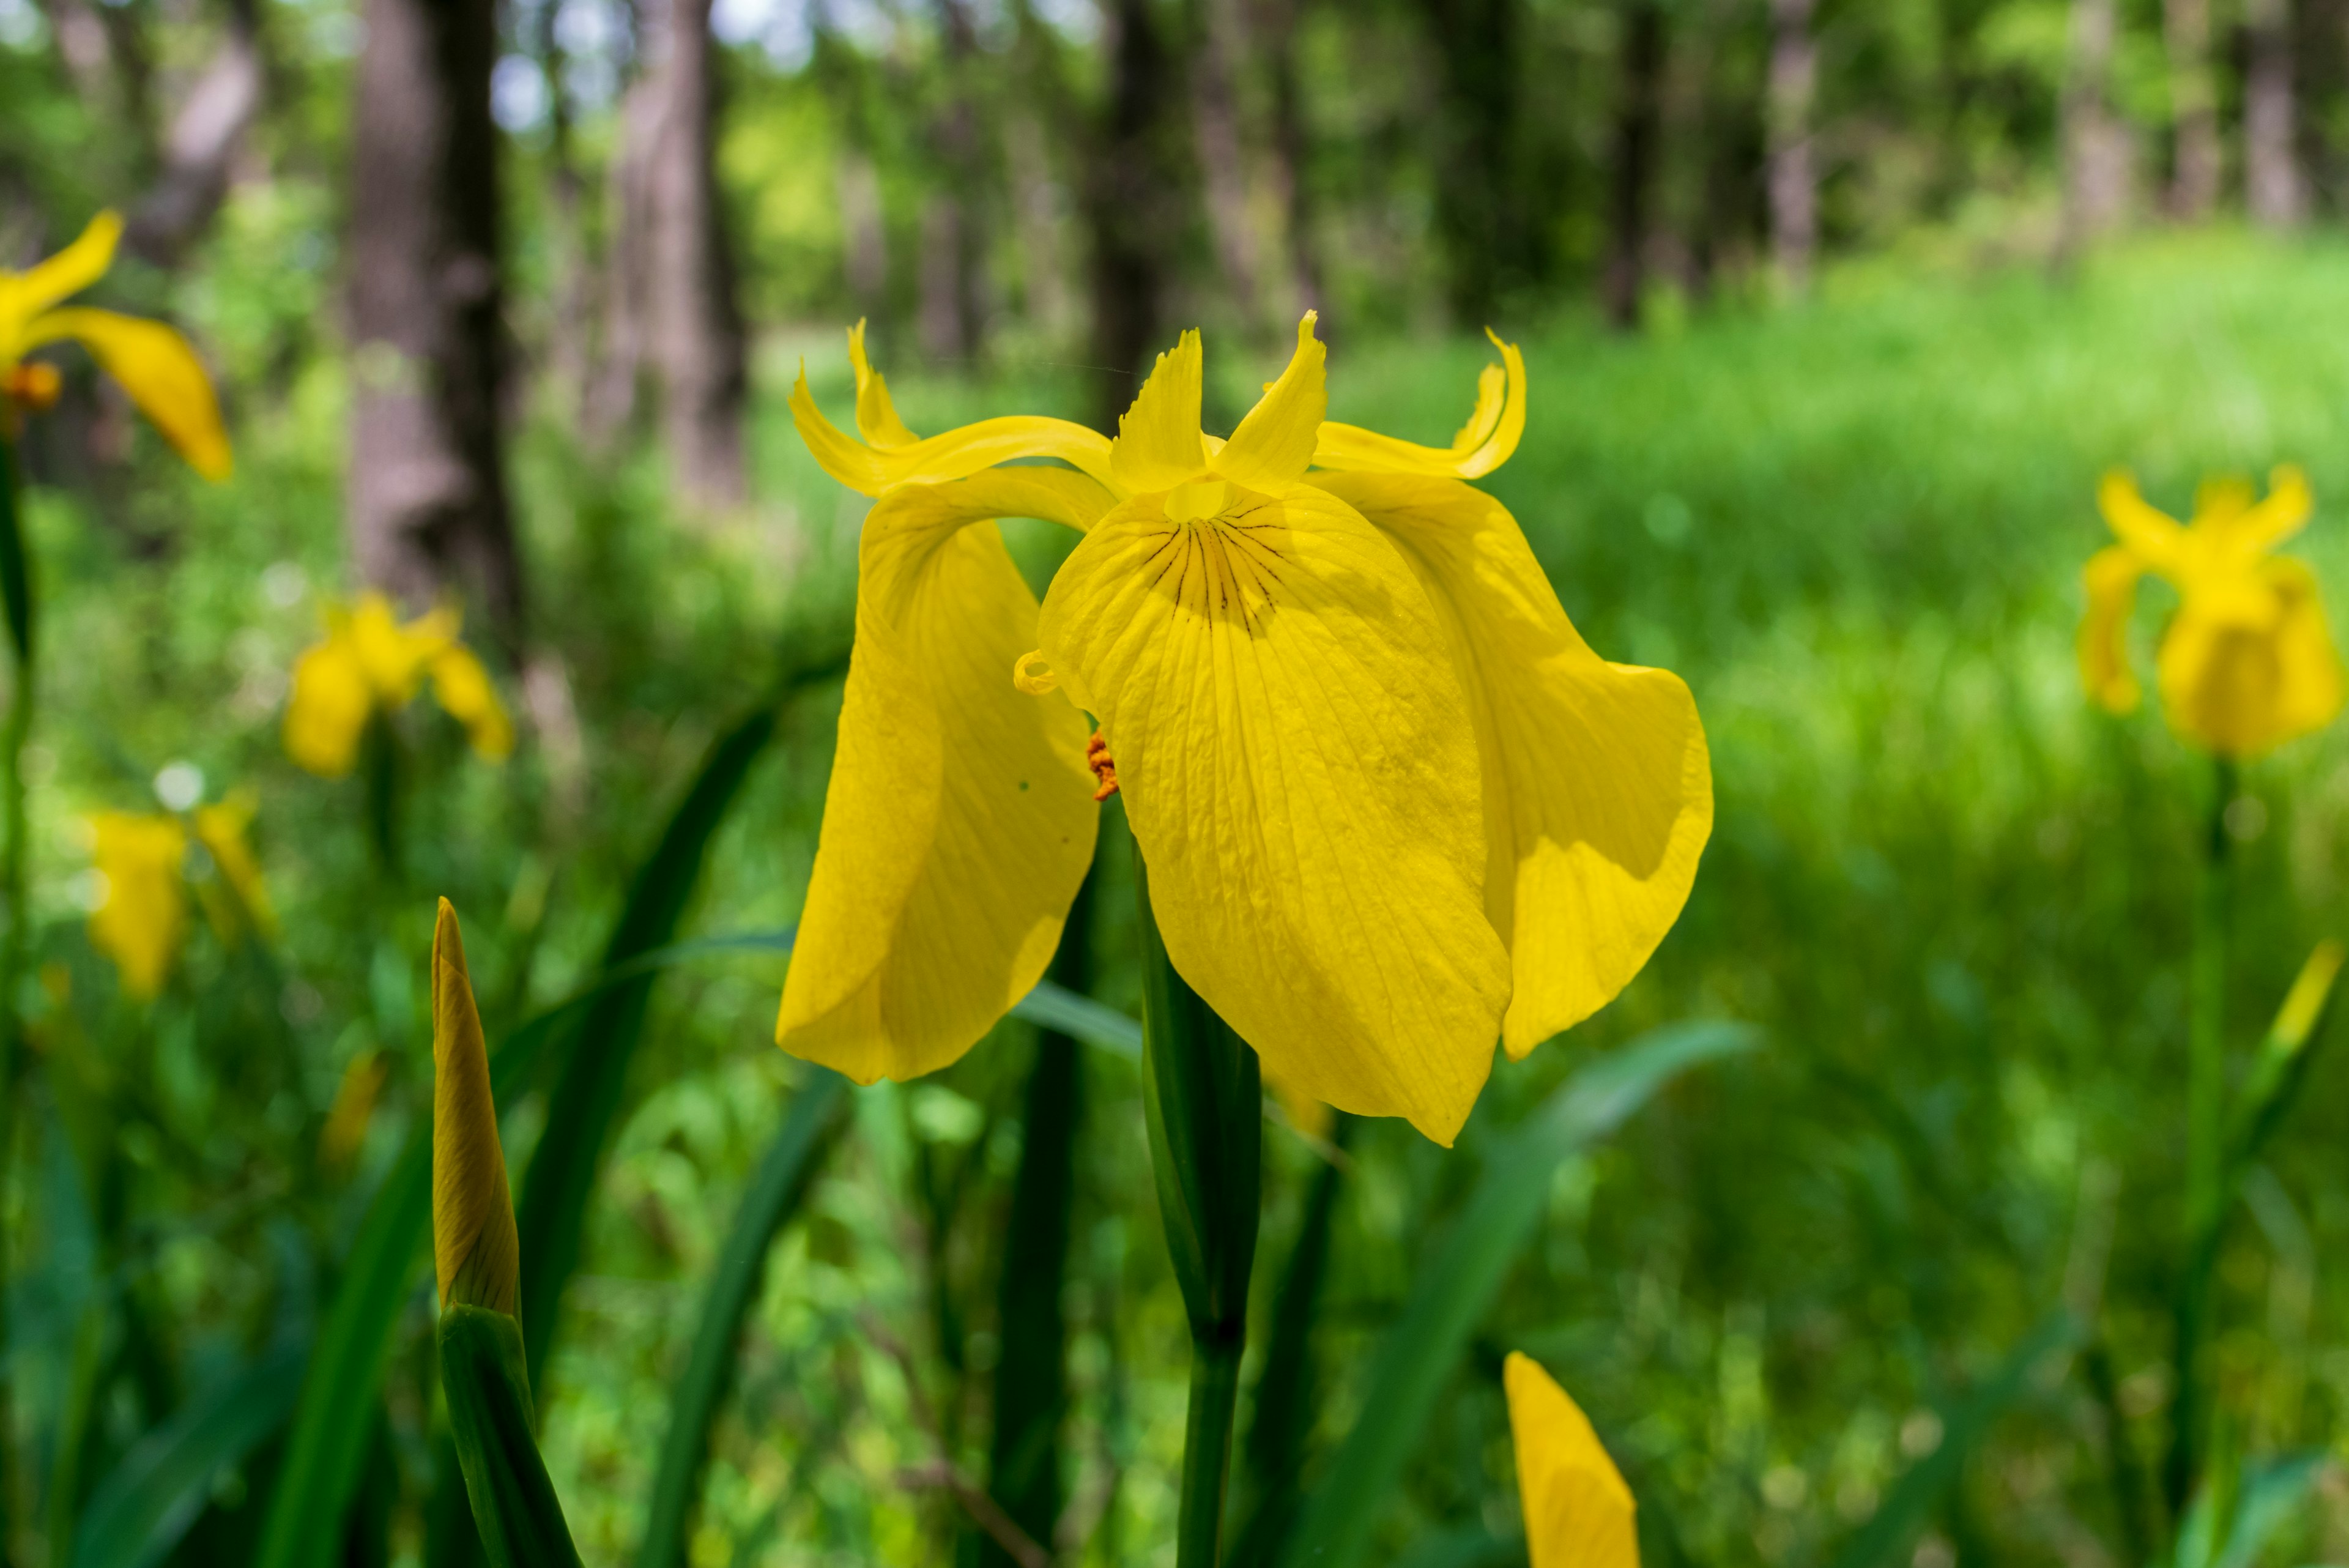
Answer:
xmin=1504 ymin=1352 xmax=1639 ymax=1568
xmin=778 ymin=472 xmax=1103 ymax=1082
xmin=1318 ymin=474 xmax=1710 ymax=1058
xmin=848 ymin=319 xmax=918 ymax=449
xmin=319 ymin=1048 xmax=390 ymax=1172
xmin=1214 ymin=313 xmax=1326 ymax=493
xmin=2098 ymin=472 xmax=2189 ymax=579
xmin=1311 ymin=330 xmax=1526 ymax=479
xmin=87 ymin=812 xmax=188 ymax=1000
xmin=344 ymin=593 xmax=451 ymax=702
xmin=429 ymin=644 xmax=515 ymax=762
xmin=23 ymin=307 xmax=231 ymax=480
xmin=433 ymin=899 xmax=519 ymax=1318
xmin=284 ymin=630 xmax=376 ymax=778
xmin=1037 ymin=482 xmax=1511 ymax=1144
xmin=1 ymin=211 xmax=121 ymax=345
xmin=2213 ymin=464 xmax=2312 ymax=560
xmin=790 ymin=362 xmax=1115 ymax=497
xmin=1109 ymin=330 xmax=1209 ymax=494
xmin=2079 ymin=544 xmax=2146 ymax=713
xmin=193 ymin=791 xmax=276 ymax=936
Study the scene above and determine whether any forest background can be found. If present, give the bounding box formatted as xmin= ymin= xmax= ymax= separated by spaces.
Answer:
xmin=10 ymin=0 xmax=2349 ymax=1565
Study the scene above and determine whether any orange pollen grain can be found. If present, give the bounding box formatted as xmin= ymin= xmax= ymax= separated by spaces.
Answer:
xmin=1086 ymin=731 xmax=1119 ymax=803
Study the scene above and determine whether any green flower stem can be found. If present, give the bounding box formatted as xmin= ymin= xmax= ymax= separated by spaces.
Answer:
xmin=0 ymin=429 xmax=29 ymax=1568
xmin=1133 ymin=845 xmax=1261 ymax=1568
xmin=2167 ymin=754 xmax=2235 ymax=1522
xmin=438 ymin=1304 xmax=582 ymax=1568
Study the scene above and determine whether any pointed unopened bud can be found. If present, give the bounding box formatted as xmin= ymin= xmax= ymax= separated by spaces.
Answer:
xmin=433 ymin=898 xmax=519 ymax=1318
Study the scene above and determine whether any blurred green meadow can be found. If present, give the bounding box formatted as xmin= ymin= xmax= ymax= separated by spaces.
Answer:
xmin=20 ymin=217 xmax=2349 ymax=1564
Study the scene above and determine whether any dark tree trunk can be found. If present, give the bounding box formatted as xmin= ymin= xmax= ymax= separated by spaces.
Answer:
xmin=124 ymin=0 xmax=262 ymax=267
xmin=1086 ymin=0 xmax=1182 ymax=430
xmin=921 ymin=0 xmax=988 ymax=365
xmin=2165 ymin=0 xmax=2221 ymax=218
xmin=345 ymin=0 xmax=524 ymax=641
xmin=1417 ymin=0 xmax=1521 ymax=327
xmin=2061 ymin=0 xmax=2128 ymax=255
xmin=1767 ymin=0 xmax=1817 ymax=293
xmin=1256 ymin=0 xmax=1324 ymax=319
xmin=2247 ymin=0 xmax=2304 ymax=225
xmin=1604 ymin=1 xmax=1666 ymax=328
xmin=646 ymin=0 xmax=748 ymax=505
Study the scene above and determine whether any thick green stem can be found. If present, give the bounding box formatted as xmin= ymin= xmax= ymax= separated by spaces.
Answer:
xmin=1134 ymin=844 xmax=1261 ymax=1568
xmin=2167 ymin=754 xmax=2234 ymax=1522
xmin=0 ymin=431 xmax=28 ymax=1568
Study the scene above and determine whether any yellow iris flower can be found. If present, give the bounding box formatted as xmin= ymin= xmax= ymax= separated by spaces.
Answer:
xmin=1504 ymin=1352 xmax=1638 ymax=1568
xmin=780 ymin=315 xmax=1712 ymax=1144
xmin=2081 ymin=467 xmax=2344 ymax=758
xmin=86 ymin=796 xmax=269 ymax=997
xmin=0 ymin=210 xmax=231 ymax=479
xmin=284 ymin=593 xmax=514 ymax=777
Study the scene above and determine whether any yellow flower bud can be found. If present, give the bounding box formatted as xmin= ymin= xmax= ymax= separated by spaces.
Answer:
xmin=432 ymin=899 xmax=519 ymax=1319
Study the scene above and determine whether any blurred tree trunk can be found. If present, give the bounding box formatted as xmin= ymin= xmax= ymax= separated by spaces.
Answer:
xmin=124 ymin=0 xmax=262 ymax=267
xmin=1006 ymin=0 xmax=1077 ymax=337
xmin=585 ymin=74 xmax=657 ymax=448
xmin=2060 ymin=0 xmax=2129 ymax=256
xmin=532 ymin=0 xmax=595 ymax=410
xmin=921 ymin=0 xmax=988 ymax=365
xmin=2246 ymin=0 xmax=2304 ymax=226
xmin=2165 ymin=0 xmax=2221 ymax=218
xmin=1189 ymin=0 xmax=1263 ymax=327
xmin=647 ymin=0 xmax=746 ymax=506
xmin=1603 ymin=1 xmax=1665 ymax=328
xmin=1255 ymin=0 xmax=1324 ymax=319
xmin=1766 ymin=0 xmax=1817 ymax=294
xmin=1085 ymin=0 xmax=1181 ymax=429
xmin=1417 ymin=0 xmax=1521 ymax=327
xmin=344 ymin=0 xmax=524 ymax=641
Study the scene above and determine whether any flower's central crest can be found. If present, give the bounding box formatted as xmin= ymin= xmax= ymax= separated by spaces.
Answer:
xmin=779 ymin=310 xmax=1713 ymax=1144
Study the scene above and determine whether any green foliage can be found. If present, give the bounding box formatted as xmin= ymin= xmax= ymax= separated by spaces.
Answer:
xmin=437 ymin=1305 xmax=582 ymax=1568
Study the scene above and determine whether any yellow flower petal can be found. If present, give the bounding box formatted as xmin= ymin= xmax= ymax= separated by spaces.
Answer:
xmin=1311 ymin=330 xmax=1526 ymax=480
xmin=1109 ymin=329 xmax=1209 ymax=494
xmin=1319 ymin=474 xmax=1710 ymax=1057
xmin=1214 ymin=313 xmax=1326 ymax=493
xmin=429 ymin=644 xmax=514 ymax=762
xmin=284 ymin=630 xmax=376 ymax=777
xmin=23 ymin=307 xmax=231 ymax=480
xmin=2079 ymin=544 xmax=2145 ymax=713
xmin=1504 ymin=1352 xmax=1639 ymax=1568
xmin=789 ymin=361 xmax=1114 ymax=498
xmin=2215 ymin=464 xmax=2312 ymax=559
xmin=433 ymin=899 xmax=520 ymax=1318
xmin=87 ymin=812 xmax=188 ymax=1000
xmin=778 ymin=473 xmax=1102 ymax=1082
xmin=193 ymin=790 xmax=276 ymax=936
xmin=347 ymin=592 xmax=452 ymax=700
xmin=0 ymin=211 xmax=121 ymax=350
xmin=1037 ymin=482 xmax=1510 ymax=1145
xmin=2159 ymin=555 xmax=2345 ymax=756
xmin=848 ymin=319 xmax=918 ymax=449
xmin=319 ymin=1047 xmax=389 ymax=1172
xmin=2098 ymin=471 xmax=2188 ymax=578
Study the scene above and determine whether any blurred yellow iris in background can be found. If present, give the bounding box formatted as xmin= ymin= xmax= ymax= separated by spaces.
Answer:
xmin=2080 ymin=467 xmax=2344 ymax=757
xmin=0 ymin=210 xmax=231 ymax=479
xmin=781 ymin=315 xmax=1712 ymax=1144
xmin=1504 ymin=1351 xmax=1638 ymax=1568
xmin=284 ymin=593 xmax=513 ymax=777
xmin=85 ymin=795 xmax=269 ymax=998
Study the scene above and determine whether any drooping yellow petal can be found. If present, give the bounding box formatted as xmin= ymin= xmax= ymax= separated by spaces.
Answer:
xmin=1504 ymin=1352 xmax=1639 ymax=1568
xmin=778 ymin=472 xmax=1103 ymax=1082
xmin=284 ymin=630 xmax=377 ymax=778
xmin=2158 ymin=557 xmax=2345 ymax=757
xmin=1317 ymin=474 xmax=1710 ymax=1058
xmin=2079 ymin=544 xmax=2146 ymax=713
xmin=23 ymin=307 xmax=231 ymax=480
xmin=193 ymin=790 xmax=276 ymax=937
xmin=1037 ymin=481 xmax=1511 ymax=1145
xmin=847 ymin=319 xmax=918 ymax=449
xmin=87 ymin=812 xmax=188 ymax=1000
xmin=1214 ymin=313 xmax=1326 ymax=493
xmin=1109 ymin=330 xmax=1209 ymax=494
xmin=432 ymin=899 xmax=520 ymax=1318
xmin=0 ymin=211 xmax=121 ymax=348
xmin=1311 ymin=330 xmax=1526 ymax=480
xmin=2098 ymin=471 xmax=2189 ymax=579
xmin=429 ymin=644 xmax=515 ymax=762
xmin=789 ymin=362 xmax=1115 ymax=498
